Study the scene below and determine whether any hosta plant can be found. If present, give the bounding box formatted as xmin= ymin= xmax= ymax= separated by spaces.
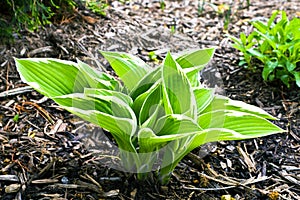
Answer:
xmin=15 ymin=48 xmax=285 ymax=184
xmin=228 ymin=10 xmax=300 ymax=88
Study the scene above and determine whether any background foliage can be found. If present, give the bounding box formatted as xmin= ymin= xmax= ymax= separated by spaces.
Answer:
xmin=229 ymin=11 xmax=300 ymax=88
xmin=0 ymin=0 xmax=108 ymax=44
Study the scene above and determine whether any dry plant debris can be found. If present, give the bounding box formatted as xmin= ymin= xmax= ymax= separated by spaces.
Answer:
xmin=0 ymin=0 xmax=299 ymax=199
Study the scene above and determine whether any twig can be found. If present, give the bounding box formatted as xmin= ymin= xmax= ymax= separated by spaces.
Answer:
xmin=0 ymin=175 xmax=19 ymax=182
xmin=182 ymin=174 xmax=270 ymax=192
xmin=22 ymin=101 xmax=55 ymax=124
xmin=182 ymin=185 xmax=236 ymax=191
xmin=0 ymin=86 xmax=33 ymax=98
xmin=200 ymin=173 xmax=237 ymax=186
xmin=28 ymin=46 xmax=54 ymax=57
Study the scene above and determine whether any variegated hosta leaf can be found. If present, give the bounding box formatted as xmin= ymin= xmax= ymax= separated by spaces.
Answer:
xmin=198 ymin=110 xmax=285 ymax=137
xmin=141 ymin=102 xmax=165 ymax=130
xmin=16 ymin=58 xmax=90 ymax=97
xmin=132 ymin=81 xmax=161 ymax=123
xmin=176 ymin=48 xmax=216 ymax=69
xmin=100 ymin=51 xmax=151 ymax=91
xmin=153 ymin=114 xmax=201 ymax=136
xmin=193 ymin=87 xmax=215 ymax=114
xmin=162 ymin=52 xmax=197 ymax=119
xmin=139 ymin=127 xmax=240 ymax=184
xmin=201 ymin=95 xmax=277 ymax=119
xmin=159 ymin=119 xmax=284 ymax=184
xmin=158 ymin=128 xmax=236 ymax=184
xmin=130 ymin=67 xmax=161 ymax=100
xmin=15 ymin=58 xmax=120 ymax=98
xmin=176 ymin=48 xmax=216 ymax=86
xmin=132 ymin=81 xmax=161 ymax=119
xmin=138 ymin=128 xmax=197 ymax=153
xmin=138 ymin=115 xmax=201 ymax=154
xmin=158 ymin=110 xmax=285 ymax=184
xmin=84 ymin=88 xmax=133 ymax=107
xmin=52 ymin=93 xmax=137 ymax=152
xmin=77 ymin=59 xmax=121 ymax=90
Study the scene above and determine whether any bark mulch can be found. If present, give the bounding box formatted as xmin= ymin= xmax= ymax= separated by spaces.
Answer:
xmin=0 ymin=0 xmax=299 ymax=199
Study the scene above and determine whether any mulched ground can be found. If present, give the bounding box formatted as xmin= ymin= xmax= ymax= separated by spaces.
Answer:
xmin=0 ymin=0 xmax=299 ymax=199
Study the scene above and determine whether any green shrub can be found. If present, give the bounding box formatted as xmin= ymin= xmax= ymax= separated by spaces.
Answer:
xmin=229 ymin=11 xmax=300 ymax=88
xmin=14 ymin=48 xmax=284 ymax=184
xmin=1 ymin=0 xmax=74 ymax=31
xmin=0 ymin=0 xmax=77 ymax=43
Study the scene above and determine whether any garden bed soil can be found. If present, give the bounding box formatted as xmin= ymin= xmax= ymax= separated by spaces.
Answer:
xmin=0 ymin=0 xmax=299 ymax=199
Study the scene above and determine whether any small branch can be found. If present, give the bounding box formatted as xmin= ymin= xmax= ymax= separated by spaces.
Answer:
xmin=182 ymin=185 xmax=236 ymax=191
xmin=0 ymin=86 xmax=33 ymax=98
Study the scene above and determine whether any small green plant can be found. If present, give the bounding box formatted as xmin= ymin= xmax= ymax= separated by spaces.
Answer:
xmin=247 ymin=0 xmax=250 ymax=8
xmin=15 ymin=48 xmax=284 ymax=184
xmin=83 ymin=0 xmax=108 ymax=16
xmin=197 ymin=1 xmax=232 ymax=30
xmin=229 ymin=10 xmax=300 ymax=88
xmin=197 ymin=0 xmax=205 ymax=15
xmin=13 ymin=114 xmax=19 ymax=122
xmin=160 ymin=0 xmax=166 ymax=11
xmin=148 ymin=51 xmax=159 ymax=63
xmin=220 ymin=4 xmax=231 ymax=30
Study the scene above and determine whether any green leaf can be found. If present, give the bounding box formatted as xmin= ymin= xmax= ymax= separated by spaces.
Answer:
xmin=132 ymin=81 xmax=162 ymax=124
xmin=176 ymin=48 xmax=215 ymax=86
xmin=279 ymin=74 xmax=290 ymax=87
xmin=201 ymin=95 xmax=277 ymax=120
xmin=84 ymin=88 xmax=133 ymax=107
xmin=52 ymin=93 xmax=137 ymax=152
xmin=138 ymin=127 xmax=161 ymax=153
xmin=15 ymin=58 xmax=90 ymax=97
xmin=254 ymin=30 xmax=277 ymax=49
xmin=227 ymin=34 xmax=243 ymax=46
xmin=252 ymin=20 xmax=268 ymax=33
xmin=77 ymin=59 xmax=121 ymax=90
xmin=176 ymin=48 xmax=215 ymax=69
xmin=142 ymin=102 xmax=165 ymax=129
xmin=193 ymin=87 xmax=214 ymax=114
xmin=247 ymin=31 xmax=258 ymax=44
xmin=240 ymin=32 xmax=247 ymax=44
xmin=130 ymin=67 xmax=161 ymax=100
xmin=292 ymin=71 xmax=300 ymax=87
xmin=286 ymin=60 xmax=296 ymax=72
xmin=185 ymin=69 xmax=201 ymax=87
xmin=162 ymin=52 xmax=197 ymax=119
xmin=139 ymin=115 xmax=201 ymax=154
xmin=158 ymin=128 xmax=238 ymax=184
xmin=267 ymin=10 xmax=280 ymax=28
xmin=153 ymin=114 xmax=201 ymax=136
xmin=101 ymin=51 xmax=151 ymax=91
xmin=247 ymin=48 xmax=266 ymax=61
xmin=263 ymin=59 xmax=278 ymax=80
xmin=138 ymin=127 xmax=194 ymax=153
xmin=232 ymin=43 xmax=246 ymax=52
xmin=198 ymin=110 xmax=285 ymax=137
xmin=158 ymin=116 xmax=284 ymax=184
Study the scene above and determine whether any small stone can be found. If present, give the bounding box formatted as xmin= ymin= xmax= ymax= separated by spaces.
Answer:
xmin=5 ymin=184 xmax=20 ymax=193
xmin=61 ymin=176 xmax=69 ymax=184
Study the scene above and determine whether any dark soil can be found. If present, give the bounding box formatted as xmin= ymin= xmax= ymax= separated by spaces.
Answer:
xmin=0 ymin=1 xmax=299 ymax=199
